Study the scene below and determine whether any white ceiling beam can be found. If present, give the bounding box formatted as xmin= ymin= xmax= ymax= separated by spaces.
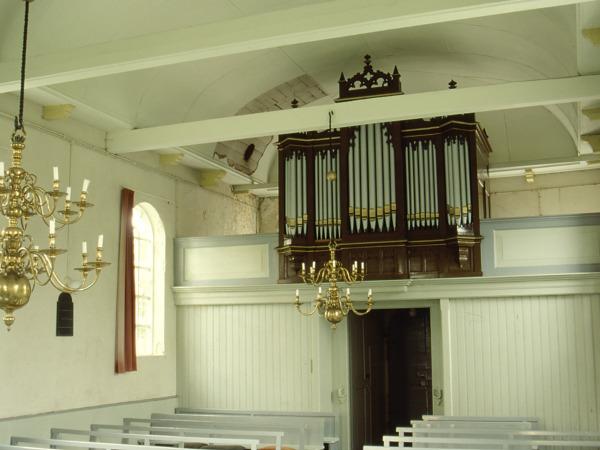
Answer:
xmin=107 ymin=74 xmax=600 ymax=153
xmin=0 ymin=0 xmax=594 ymax=93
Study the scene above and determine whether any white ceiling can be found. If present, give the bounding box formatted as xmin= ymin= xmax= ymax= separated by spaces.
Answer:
xmin=0 ymin=0 xmax=598 ymax=185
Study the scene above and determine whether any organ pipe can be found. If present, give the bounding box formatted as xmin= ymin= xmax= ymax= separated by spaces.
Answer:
xmin=444 ymin=136 xmax=472 ymax=227
xmin=404 ymin=140 xmax=438 ymax=230
xmin=284 ymin=152 xmax=308 ymax=238
xmin=315 ymin=149 xmax=340 ymax=241
xmin=348 ymin=124 xmax=396 ymax=233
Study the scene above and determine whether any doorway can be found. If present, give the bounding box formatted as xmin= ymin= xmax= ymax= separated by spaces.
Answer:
xmin=349 ymin=308 xmax=433 ymax=450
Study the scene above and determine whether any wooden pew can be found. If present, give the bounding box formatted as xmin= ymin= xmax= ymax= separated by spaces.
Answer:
xmin=51 ymin=426 xmax=284 ymax=450
xmin=174 ymin=408 xmax=338 ymax=448
xmin=8 ymin=436 xmax=260 ymax=450
xmin=148 ymin=413 xmax=319 ymax=450
xmin=379 ymin=433 xmax=600 ymax=448
xmin=411 ymin=420 xmax=536 ymax=431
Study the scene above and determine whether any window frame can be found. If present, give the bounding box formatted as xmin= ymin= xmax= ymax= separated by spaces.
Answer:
xmin=132 ymin=201 xmax=166 ymax=357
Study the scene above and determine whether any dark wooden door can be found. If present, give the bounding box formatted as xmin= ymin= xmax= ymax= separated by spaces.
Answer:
xmin=349 ymin=308 xmax=432 ymax=450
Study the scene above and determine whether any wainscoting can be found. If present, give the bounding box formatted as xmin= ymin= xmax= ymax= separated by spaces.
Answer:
xmin=0 ymin=397 xmax=177 ymax=444
xmin=174 ymin=273 xmax=600 ymax=450
xmin=177 ymin=302 xmax=330 ymax=411
xmin=443 ymin=294 xmax=600 ymax=431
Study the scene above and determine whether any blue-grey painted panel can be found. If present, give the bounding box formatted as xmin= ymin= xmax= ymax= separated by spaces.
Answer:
xmin=480 ymin=213 xmax=600 ymax=276
xmin=174 ymin=233 xmax=279 ymax=286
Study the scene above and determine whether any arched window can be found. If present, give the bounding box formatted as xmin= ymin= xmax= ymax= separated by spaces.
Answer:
xmin=132 ymin=202 xmax=166 ymax=356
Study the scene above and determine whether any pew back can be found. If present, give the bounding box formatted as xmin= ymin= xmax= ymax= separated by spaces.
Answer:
xmin=150 ymin=413 xmax=323 ymax=449
xmin=51 ymin=426 xmax=283 ymax=449
xmin=9 ymin=436 xmax=260 ymax=450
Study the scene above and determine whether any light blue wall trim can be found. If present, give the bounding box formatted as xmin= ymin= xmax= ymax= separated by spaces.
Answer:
xmin=481 ymin=213 xmax=600 ymax=276
xmin=174 ymin=233 xmax=279 ymax=286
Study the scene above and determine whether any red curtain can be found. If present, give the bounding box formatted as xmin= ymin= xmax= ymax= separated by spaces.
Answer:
xmin=115 ymin=188 xmax=137 ymax=373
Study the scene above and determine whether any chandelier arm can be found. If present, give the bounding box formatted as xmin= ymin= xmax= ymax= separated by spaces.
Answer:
xmin=294 ymin=298 xmax=322 ymax=316
xmin=48 ymin=268 xmax=98 ymax=294
xmin=28 ymin=186 xmax=55 ymax=219
xmin=338 ymin=267 xmax=356 ymax=284
xmin=34 ymin=252 xmax=57 ymax=285
xmin=313 ymin=267 xmax=328 ymax=285
xmin=347 ymin=299 xmax=374 ymax=316
xmin=339 ymin=302 xmax=350 ymax=317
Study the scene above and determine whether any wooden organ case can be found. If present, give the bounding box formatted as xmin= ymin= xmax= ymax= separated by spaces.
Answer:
xmin=278 ymin=56 xmax=491 ymax=282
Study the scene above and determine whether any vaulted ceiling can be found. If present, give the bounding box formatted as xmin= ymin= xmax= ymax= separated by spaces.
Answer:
xmin=0 ymin=0 xmax=598 ymax=189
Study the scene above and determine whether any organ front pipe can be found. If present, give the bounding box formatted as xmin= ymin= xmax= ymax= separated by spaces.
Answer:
xmin=284 ymin=156 xmax=290 ymax=235
xmin=383 ymin=129 xmax=391 ymax=231
xmin=375 ymin=125 xmax=384 ymax=232
xmin=462 ymin=139 xmax=472 ymax=226
xmin=368 ymin=125 xmax=376 ymax=232
xmin=296 ymin=154 xmax=302 ymax=234
xmin=327 ymin=151 xmax=333 ymax=240
xmin=354 ymin=129 xmax=360 ymax=233
xmin=459 ymin=139 xmax=466 ymax=226
xmin=432 ymin=141 xmax=439 ymax=228
xmin=315 ymin=153 xmax=321 ymax=239
xmin=336 ymin=155 xmax=341 ymax=238
xmin=358 ymin=126 xmax=366 ymax=233
xmin=390 ymin=132 xmax=397 ymax=231
xmin=350 ymin=134 xmax=354 ymax=233
xmin=424 ymin=141 xmax=429 ymax=227
xmin=405 ymin=144 xmax=412 ymax=230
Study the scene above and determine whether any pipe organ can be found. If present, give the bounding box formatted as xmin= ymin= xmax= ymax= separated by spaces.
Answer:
xmin=278 ymin=56 xmax=491 ymax=281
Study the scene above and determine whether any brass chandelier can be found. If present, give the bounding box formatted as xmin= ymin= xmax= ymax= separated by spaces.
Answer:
xmin=0 ymin=0 xmax=109 ymax=329
xmin=294 ymin=240 xmax=373 ymax=328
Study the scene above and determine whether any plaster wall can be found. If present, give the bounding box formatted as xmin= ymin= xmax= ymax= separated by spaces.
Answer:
xmin=258 ymin=197 xmax=278 ymax=234
xmin=489 ymin=169 xmax=600 ymax=218
xmin=0 ymin=100 xmax=181 ymax=433
xmin=176 ymin=181 xmax=258 ymax=237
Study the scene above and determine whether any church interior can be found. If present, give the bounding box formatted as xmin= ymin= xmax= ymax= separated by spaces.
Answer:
xmin=1 ymin=1 xmax=600 ymax=450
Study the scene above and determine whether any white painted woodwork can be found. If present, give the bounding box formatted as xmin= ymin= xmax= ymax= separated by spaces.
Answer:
xmin=443 ymin=294 xmax=600 ymax=431
xmin=493 ymin=225 xmax=600 ymax=268
xmin=176 ymin=302 xmax=328 ymax=411
xmin=173 ymin=273 xmax=600 ymax=306
xmin=0 ymin=398 xmax=177 ymax=444
xmin=0 ymin=0 xmax=592 ymax=94
xmin=183 ymin=244 xmax=270 ymax=282
xmin=174 ymin=273 xmax=600 ymax=449
xmin=107 ymin=75 xmax=600 ymax=152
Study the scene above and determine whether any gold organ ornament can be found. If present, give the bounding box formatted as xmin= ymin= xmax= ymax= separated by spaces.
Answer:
xmin=294 ymin=240 xmax=373 ymax=328
xmin=0 ymin=0 xmax=109 ymax=330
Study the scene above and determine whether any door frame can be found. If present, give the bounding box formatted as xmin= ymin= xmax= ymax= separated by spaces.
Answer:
xmin=337 ymin=299 xmax=444 ymax=450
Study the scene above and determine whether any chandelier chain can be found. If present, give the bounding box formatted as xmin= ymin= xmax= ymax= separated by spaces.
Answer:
xmin=16 ymin=0 xmax=31 ymax=132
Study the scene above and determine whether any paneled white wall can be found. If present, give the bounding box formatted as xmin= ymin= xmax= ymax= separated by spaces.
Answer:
xmin=177 ymin=303 xmax=331 ymax=411
xmin=444 ymin=294 xmax=600 ymax=431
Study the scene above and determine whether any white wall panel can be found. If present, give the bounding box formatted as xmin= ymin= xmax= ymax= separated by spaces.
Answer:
xmin=494 ymin=225 xmax=600 ymax=268
xmin=183 ymin=244 xmax=270 ymax=281
xmin=445 ymin=294 xmax=600 ymax=431
xmin=177 ymin=303 xmax=326 ymax=411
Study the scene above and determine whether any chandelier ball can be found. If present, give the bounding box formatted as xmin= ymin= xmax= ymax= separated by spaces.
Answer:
xmin=0 ymin=272 xmax=32 ymax=328
xmin=324 ymin=308 xmax=343 ymax=326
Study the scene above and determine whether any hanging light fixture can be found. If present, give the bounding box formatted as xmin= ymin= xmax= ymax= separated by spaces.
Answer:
xmin=294 ymin=240 xmax=373 ymax=329
xmin=293 ymin=111 xmax=373 ymax=328
xmin=0 ymin=0 xmax=110 ymax=330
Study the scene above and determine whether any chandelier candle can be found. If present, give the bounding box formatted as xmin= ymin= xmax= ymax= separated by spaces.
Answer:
xmin=294 ymin=240 xmax=374 ymax=328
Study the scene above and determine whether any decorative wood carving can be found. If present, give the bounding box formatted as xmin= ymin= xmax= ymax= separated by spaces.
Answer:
xmin=338 ymin=55 xmax=402 ymax=101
